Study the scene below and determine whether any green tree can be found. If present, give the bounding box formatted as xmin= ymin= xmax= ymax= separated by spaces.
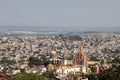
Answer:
xmin=28 ymin=57 xmax=42 ymax=67
xmin=97 ymin=66 xmax=120 ymax=80
xmin=45 ymin=71 xmax=55 ymax=78
xmin=112 ymin=57 xmax=120 ymax=63
xmin=8 ymin=73 xmax=45 ymax=80
xmin=90 ymin=56 xmax=99 ymax=61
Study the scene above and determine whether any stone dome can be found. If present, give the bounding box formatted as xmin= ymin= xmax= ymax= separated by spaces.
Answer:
xmin=51 ymin=50 xmax=57 ymax=56
xmin=47 ymin=64 xmax=54 ymax=71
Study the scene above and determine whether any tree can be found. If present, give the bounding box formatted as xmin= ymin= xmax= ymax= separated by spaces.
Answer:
xmin=96 ymin=66 xmax=120 ymax=80
xmin=45 ymin=71 xmax=55 ymax=78
xmin=90 ymin=56 xmax=99 ymax=61
xmin=112 ymin=57 xmax=120 ymax=63
xmin=0 ymin=60 xmax=16 ymax=65
xmin=8 ymin=73 xmax=45 ymax=80
xmin=28 ymin=57 xmax=42 ymax=67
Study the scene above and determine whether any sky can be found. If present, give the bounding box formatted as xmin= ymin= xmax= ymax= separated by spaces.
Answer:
xmin=0 ymin=0 xmax=120 ymax=27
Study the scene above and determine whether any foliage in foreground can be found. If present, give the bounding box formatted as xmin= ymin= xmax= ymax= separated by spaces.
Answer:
xmin=8 ymin=73 xmax=45 ymax=80
xmin=89 ymin=66 xmax=120 ymax=80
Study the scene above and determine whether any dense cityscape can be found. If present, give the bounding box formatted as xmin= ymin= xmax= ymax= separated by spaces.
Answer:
xmin=0 ymin=32 xmax=119 ymax=80
xmin=1 ymin=0 xmax=120 ymax=79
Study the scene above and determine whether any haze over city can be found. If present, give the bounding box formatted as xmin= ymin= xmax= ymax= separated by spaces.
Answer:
xmin=0 ymin=0 xmax=120 ymax=32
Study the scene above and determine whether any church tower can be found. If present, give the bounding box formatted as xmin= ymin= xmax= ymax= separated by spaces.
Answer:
xmin=73 ymin=46 xmax=87 ymax=66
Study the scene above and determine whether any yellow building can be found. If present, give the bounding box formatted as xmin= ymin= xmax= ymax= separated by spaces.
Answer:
xmin=87 ymin=61 xmax=100 ymax=65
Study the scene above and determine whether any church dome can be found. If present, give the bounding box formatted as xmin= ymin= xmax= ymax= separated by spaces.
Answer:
xmin=51 ymin=50 xmax=57 ymax=56
xmin=47 ymin=64 xmax=54 ymax=70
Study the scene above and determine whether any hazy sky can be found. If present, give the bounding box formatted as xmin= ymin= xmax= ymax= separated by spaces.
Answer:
xmin=0 ymin=0 xmax=120 ymax=27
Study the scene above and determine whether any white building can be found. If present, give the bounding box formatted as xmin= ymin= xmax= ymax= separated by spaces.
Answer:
xmin=56 ymin=65 xmax=80 ymax=78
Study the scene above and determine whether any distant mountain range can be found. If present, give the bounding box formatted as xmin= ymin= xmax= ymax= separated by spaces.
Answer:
xmin=0 ymin=26 xmax=120 ymax=33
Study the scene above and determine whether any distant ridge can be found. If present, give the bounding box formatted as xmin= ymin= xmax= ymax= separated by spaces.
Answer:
xmin=0 ymin=26 xmax=120 ymax=33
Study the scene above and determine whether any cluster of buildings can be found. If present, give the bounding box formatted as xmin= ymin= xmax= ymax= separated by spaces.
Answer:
xmin=0 ymin=32 xmax=119 ymax=80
